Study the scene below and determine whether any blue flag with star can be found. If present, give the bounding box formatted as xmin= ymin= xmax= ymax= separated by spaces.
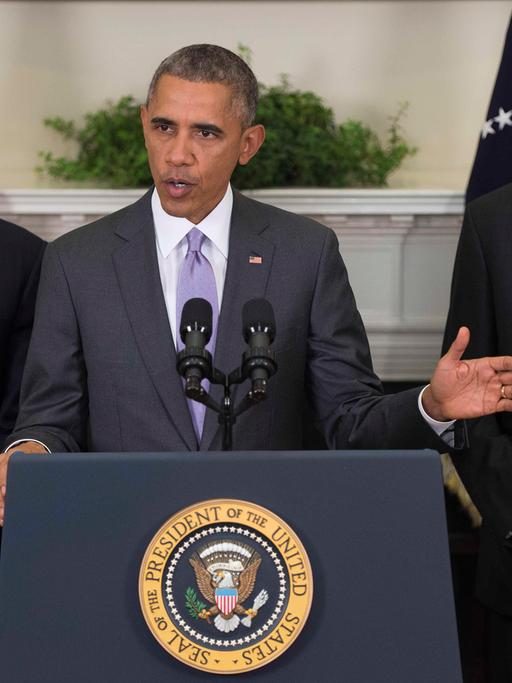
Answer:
xmin=466 ymin=15 xmax=512 ymax=203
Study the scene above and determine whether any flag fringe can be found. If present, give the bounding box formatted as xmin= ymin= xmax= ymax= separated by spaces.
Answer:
xmin=441 ymin=453 xmax=482 ymax=528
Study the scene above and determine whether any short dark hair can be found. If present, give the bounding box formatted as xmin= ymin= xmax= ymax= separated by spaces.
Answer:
xmin=146 ymin=44 xmax=259 ymax=128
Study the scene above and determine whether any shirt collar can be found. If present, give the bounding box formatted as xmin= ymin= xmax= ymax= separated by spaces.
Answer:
xmin=152 ymin=184 xmax=233 ymax=259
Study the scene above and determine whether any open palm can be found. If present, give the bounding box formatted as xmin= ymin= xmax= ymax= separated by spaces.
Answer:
xmin=425 ymin=327 xmax=512 ymax=421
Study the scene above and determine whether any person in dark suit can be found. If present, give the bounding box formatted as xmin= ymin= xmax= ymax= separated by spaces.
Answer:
xmin=443 ymin=182 xmax=512 ymax=681
xmin=2 ymin=45 xmax=512 ymax=527
xmin=0 ymin=220 xmax=45 ymax=448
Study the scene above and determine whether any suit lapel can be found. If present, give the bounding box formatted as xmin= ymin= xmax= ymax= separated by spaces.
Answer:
xmin=112 ymin=191 xmax=197 ymax=451
xmin=200 ymin=191 xmax=275 ymax=450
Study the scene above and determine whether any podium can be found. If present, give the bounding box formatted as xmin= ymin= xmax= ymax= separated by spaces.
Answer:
xmin=0 ymin=450 xmax=461 ymax=681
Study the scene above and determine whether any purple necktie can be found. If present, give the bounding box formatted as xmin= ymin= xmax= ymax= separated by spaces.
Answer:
xmin=176 ymin=227 xmax=218 ymax=440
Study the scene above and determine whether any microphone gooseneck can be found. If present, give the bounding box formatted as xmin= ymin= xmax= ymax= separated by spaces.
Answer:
xmin=242 ymin=298 xmax=277 ymax=401
xmin=175 ymin=296 xmax=279 ymax=450
xmin=177 ymin=298 xmax=213 ymax=399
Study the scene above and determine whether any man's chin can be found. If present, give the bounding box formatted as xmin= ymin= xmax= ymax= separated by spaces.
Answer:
xmin=155 ymin=187 xmax=191 ymax=218
xmin=154 ymin=183 xmax=223 ymax=224
xmin=160 ymin=201 xmax=189 ymax=219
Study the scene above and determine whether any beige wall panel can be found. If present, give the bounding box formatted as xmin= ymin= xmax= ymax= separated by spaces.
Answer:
xmin=1 ymin=1 xmax=511 ymax=188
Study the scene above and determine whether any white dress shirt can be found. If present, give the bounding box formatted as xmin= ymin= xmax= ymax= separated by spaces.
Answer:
xmin=152 ymin=184 xmax=232 ymax=346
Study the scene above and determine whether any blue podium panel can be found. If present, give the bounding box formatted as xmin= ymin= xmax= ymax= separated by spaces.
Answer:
xmin=0 ymin=450 xmax=461 ymax=682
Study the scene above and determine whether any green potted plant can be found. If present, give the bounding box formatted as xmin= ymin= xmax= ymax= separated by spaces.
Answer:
xmin=37 ymin=77 xmax=415 ymax=189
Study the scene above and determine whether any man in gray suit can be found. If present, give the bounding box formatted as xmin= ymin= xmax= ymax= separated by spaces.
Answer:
xmin=2 ymin=45 xmax=512 ymax=525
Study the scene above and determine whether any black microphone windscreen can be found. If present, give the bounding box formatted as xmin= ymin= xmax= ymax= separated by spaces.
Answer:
xmin=242 ymin=298 xmax=276 ymax=343
xmin=180 ymin=298 xmax=212 ymax=340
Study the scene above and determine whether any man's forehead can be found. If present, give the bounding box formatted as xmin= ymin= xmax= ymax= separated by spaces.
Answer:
xmin=150 ymin=74 xmax=234 ymax=110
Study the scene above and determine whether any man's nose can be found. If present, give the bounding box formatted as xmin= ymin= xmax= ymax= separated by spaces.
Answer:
xmin=165 ymin=132 xmax=193 ymax=166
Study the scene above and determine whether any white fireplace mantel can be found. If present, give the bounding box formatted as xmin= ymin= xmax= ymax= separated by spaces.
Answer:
xmin=0 ymin=188 xmax=465 ymax=381
xmin=0 ymin=187 xmax=464 ymax=217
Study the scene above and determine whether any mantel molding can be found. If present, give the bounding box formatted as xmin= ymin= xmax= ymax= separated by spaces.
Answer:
xmin=245 ymin=188 xmax=465 ymax=215
xmin=0 ymin=188 xmax=465 ymax=217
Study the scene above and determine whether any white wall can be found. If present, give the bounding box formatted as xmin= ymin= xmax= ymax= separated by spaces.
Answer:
xmin=1 ymin=0 xmax=511 ymax=188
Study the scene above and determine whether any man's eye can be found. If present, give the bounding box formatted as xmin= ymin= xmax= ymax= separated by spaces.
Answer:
xmin=154 ymin=124 xmax=174 ymax=134
xmin=199 ymin=130 xmax=216 ymax=138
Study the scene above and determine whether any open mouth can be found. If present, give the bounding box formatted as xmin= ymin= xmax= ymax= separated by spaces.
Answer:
xmin=164 ymin=179 xmax=195 ymax=198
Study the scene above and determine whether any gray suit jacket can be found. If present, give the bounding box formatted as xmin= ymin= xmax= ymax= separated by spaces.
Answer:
xmin=9 ymin=189 xmax=444 ymax=453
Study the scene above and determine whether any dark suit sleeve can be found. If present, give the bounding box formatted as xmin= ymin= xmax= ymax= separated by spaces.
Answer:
xmin=306 ymin=229 xmax=449 ymax=451
xmin=442 ymin=203 xmax=496 ymax=357
xmin=0 ymin=228 xmax=45 ymax=448
xmin=0 ymin=245 xmax=44 ymax=445
xmin=7 ymin=242 xmax=88 ymax=452
xmin=442 ymin=197 xmax=512 ymax=540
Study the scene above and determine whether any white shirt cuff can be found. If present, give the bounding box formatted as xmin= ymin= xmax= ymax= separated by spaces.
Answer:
xmin=418 ymin=385 xmax=455 ymax=446
xmin=4 ymin=439 xmax=51 ymax=453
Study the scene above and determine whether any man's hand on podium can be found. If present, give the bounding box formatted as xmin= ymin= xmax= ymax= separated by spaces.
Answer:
xmin=424 ymin=326 xmax=512 ymax=422
xmin=0 ymin=441 xmax=47 ymax=526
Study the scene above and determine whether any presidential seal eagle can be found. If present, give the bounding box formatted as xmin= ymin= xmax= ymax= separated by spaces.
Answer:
xmin=189 ymin=540 xmax=268 ymax=633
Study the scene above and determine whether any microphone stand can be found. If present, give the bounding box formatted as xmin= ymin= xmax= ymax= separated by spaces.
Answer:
xmin=180 ymin=357 xmax=276 ymax=452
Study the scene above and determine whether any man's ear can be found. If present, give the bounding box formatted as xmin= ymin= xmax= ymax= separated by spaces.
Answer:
xmin=140 ymin=105 xmax=150 ymax=149
xmin=238 ymin=125 xmax=265 ymax=166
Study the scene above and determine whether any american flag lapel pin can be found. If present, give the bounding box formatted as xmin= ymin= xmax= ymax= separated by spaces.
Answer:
xmin=249 ymin=254 xmax=263 ymax=265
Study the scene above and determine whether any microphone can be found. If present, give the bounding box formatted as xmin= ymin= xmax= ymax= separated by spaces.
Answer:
xmin=242 ymin=298 xmax=277 ymax=401
xmin=177 ymin=298 xmax=213 ymax=400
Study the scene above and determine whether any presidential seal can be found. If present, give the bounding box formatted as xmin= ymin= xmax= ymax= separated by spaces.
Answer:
xmin=139 ymin=499 xmax=313 ymax=674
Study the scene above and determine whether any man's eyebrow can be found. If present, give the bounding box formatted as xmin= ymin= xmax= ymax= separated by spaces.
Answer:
xmin=151 ymin=117 xmax=174 ymax=126
xmin=191 ymin=122 xmax=224 ymax=135
xmin=150 ymin=117 xmax=224 ymax=135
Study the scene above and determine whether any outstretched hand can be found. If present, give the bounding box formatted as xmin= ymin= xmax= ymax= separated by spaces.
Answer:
xmin=422 ymin=326 xmax=512 ymax=422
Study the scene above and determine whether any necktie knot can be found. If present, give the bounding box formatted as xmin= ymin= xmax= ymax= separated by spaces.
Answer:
xmin=187 ymin=227 xmax=205 ymax=254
